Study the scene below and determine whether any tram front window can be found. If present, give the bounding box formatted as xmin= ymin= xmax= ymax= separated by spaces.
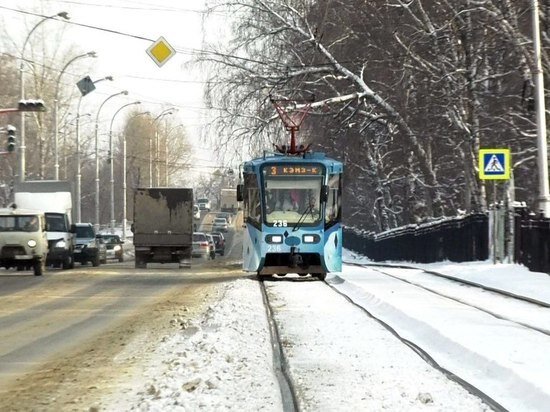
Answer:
xmin=264 ymin=177 xmax=322 ymax=225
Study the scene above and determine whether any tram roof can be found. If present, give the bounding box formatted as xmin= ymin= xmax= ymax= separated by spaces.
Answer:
xmin=242 ymin=151 xmax=343 ymax=174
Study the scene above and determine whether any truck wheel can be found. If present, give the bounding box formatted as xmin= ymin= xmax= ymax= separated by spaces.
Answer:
xmin=92 ymin=255 xmax=100 ymax=267
xmin=313 ymin=273 xmax=327 ymax=281
xmin=33 ymin=259 xmax=45 ymax=276
xmin=135 ymin=253 xmax=146 ymax=268
xmin=62 ymin=254 xmax=74 ymax=270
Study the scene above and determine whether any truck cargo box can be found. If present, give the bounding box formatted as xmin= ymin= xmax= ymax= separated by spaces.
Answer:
xmin=133 ymin=188 xmax=193 ymax=268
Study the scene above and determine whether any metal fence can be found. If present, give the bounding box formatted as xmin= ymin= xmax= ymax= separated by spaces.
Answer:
xmin=514 ymin=213 xmax=550 ymax=274
xmin=344 ymin=211 xmax=550 ymax=275
xmin=343 ymin=214 xmax=489 ymax=263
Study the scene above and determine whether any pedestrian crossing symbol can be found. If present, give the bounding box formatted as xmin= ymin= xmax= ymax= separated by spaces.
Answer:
xmin=479 ymin=149 xmax=510 ymax=180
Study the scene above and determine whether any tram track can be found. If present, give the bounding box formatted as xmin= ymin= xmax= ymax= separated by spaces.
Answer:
xmin=260 ymin=275 xmax=501 ymax=411
xmin=258 ymin=279 xmax=299 ymax=412
xmin=323 ymin=275 xmax=507 ymax=412
xmin=343 ymin=261 xmax=550 ymax=337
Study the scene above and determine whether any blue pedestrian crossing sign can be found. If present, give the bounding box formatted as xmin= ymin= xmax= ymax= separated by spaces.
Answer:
xmin=479 ymin=149 xmax=511 ymax=180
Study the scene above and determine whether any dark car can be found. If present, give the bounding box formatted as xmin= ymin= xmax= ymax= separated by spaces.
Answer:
xmin=99 ymin=234 xmax=124 ymax=262
xmin=210 ymin=232 xmax=225 ymax=256
xmin=73 ymin=223 xmax=106 ymax=266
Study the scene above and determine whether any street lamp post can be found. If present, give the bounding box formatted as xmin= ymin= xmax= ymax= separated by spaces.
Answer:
xmin=53 ymin=51 xmax=96 ymax=180
xmin=122 ymin=111 xmax=150 ymax=241
xmin=163 ymin=124 xmax=184 ymax=186
xmin=19 ymin=11 xmax=69 ymax=183
xmin=150 ymin=109 xmax=176 ymax=187
xmin=75 ymin=76 xmax=113 ymax=223
xmin=531 ymin=0 xmax=550 ymax=217
xmin=108 ymin=101 xmax=141 ymax=233
xmin=94 ymin=90 xmax=128 ymax=231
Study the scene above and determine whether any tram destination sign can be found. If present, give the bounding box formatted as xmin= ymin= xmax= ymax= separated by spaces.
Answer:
xmin=266 ymin=164 xmax=323 ymax=176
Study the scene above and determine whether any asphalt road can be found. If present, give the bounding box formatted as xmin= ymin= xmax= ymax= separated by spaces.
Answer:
xmin=0 ymin=219 xmax=243 ymax=411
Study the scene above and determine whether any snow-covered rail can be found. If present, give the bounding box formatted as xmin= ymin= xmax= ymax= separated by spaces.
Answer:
xmin=259 ymin=276 xmax=495 ymax=411
xmin=346 ymin=262 xmax=550 ymax=336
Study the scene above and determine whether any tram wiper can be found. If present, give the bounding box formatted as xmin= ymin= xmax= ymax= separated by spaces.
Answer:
xmin=292 ymin=203 xmax=314 ymax=232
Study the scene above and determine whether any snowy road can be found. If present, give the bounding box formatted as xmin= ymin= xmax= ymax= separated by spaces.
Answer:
xmin=2 ymin=242 xmax=550 ymax=411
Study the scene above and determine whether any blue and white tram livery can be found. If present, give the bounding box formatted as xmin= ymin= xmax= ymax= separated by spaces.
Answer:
xmin=237 ymin=151 xmax=343 ymax=280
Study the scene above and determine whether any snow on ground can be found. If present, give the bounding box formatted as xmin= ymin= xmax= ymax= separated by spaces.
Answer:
xmin=103 ymin=279 xmax=282 ymax=411
xmin=102 ymin=249 xmax=550 ymax=411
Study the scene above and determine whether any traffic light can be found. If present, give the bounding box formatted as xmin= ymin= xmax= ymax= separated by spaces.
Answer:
xmin=18 ymin=99 xmax=46 ymax=112
xmin=6 ymin=125 xmax=16 ymax=152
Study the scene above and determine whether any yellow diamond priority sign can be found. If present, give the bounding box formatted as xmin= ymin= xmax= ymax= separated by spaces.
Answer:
xmin=146 ymin=36 xmax=175 ymax=67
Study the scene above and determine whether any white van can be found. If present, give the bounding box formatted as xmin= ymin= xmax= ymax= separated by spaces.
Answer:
xmin=196 ymin=198 xmax=211 ymax=211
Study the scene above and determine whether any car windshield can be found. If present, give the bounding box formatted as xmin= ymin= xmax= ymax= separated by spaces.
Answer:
xmin=46 ymin=213 xmax=67 ymax=232
xmin=0 ymin=215 xmax=40 ymax=232
xmin=75 ymin=226 xmax=95 ymax=238
xmin=101 ymin=235 xmax=120 ymax=244
xmin=263 ymin=176 xmax=322 ymax=225
xmin=193 ymin=233 xmax=207 ymax=242
xmin=214 ymin=218 xmax=227 ymax=224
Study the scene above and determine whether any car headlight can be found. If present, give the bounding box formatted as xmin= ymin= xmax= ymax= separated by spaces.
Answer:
xmin=113 ymin=245 xmax=121 ymax=251
xmin=27 ymin=240 xmax=37 ymax=248
xmin=55 ymin=240 xmax=66 ymax=248
xmin=87 ymin=241 xmax=96 ymax=248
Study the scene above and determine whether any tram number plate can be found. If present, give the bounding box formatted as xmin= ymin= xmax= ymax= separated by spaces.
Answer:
xmin=267 ymin=244 xmax=283 ymax=253
xmin=272 ymin=220 xmax=288 ymax=227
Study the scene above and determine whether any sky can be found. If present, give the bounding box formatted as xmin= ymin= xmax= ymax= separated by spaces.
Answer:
xmin=85 ymin=245 xmax=550 ymax=411
xmin=0 ymin=0 xmax=233 ymax=181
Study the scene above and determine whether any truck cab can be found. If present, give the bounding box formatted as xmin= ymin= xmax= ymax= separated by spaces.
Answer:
xmin=0 ymin=206 xmax=48 ymax=276
xmin=196 ymin=198 xmax=211 ymax=211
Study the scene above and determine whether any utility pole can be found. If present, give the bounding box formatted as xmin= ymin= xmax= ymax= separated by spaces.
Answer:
xmin=532 ymin=0 xmax=550 ymax=217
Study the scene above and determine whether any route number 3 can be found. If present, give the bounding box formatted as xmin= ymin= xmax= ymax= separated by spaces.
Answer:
xmin=273 ymin=220 xmax=288 ymax=227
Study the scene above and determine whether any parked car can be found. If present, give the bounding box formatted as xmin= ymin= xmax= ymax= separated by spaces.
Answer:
xmin=99 ymin=233 xmax=124 ymax=262
xmin=212 ymin=217 xmax=228 ymax=232
xmin=216 ymin=212 xmax=232 ymax=224
xmin=192 ymin=232 xmax=211 ymax=260
xmin=210 ymin=232 xmax=225 ymax=256
xmin=205 ymin=233 xmax=216 ymax=260
xmin=73 ymin=223 xmax=106 ymax=266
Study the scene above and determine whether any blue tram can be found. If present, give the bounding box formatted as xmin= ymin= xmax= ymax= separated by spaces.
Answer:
xmin=237 ymin=151 xmax=343 ymax=280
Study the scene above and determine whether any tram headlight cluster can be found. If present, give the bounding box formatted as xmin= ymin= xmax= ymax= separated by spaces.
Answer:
xmin=266 ymin=235 xmax=283 ymax=244
xmin=302 ymin=234 xmax=320 ymax=244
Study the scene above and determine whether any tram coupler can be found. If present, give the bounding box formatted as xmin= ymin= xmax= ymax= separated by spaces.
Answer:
xmin=289 ymin=247 xmax=303 ymax=268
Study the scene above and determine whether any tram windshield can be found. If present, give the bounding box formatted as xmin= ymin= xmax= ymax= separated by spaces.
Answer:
xmin=263 ymin=177 xmax=323 ymax=225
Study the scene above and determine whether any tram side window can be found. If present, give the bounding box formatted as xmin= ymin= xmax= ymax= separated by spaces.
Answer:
xmin=325 ymin=174 xmax=342 ymax=227
xmin=244 ymin=173 xmax=261 ymax=226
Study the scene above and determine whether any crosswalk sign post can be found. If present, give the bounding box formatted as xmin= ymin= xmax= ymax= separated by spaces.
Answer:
xmin=478 ymin=148 xmax=511 ymax=265
xmin=479 ymin=149 xmax=511 ymax=180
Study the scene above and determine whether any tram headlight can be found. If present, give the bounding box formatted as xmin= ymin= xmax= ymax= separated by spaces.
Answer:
xmin=302 ymin=234 xmax=320 ymax=244
xmin=266 ymin=235 xmax=283 ymax=244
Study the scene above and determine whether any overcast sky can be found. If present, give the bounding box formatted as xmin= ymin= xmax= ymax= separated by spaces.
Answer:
xmin=0 ymin=0 xmax=232 ymax=179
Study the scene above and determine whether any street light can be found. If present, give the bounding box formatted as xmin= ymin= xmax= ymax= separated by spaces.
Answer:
xmin=122 ymin=111 xmax=150 ymax=241
xmin=75 ymin=75 xmax=113 ymax=223
xmin=108 ymin=101 xmax=141 ymax=233
xmin=163 ymin=123 xmax=184 ymax=186
xmin=94 ymin=90 xmax=128 ymax=230
xmin=19 ymin=11 xmax=70 ymax=183
xmin=53 ymin=51 xmax=96 ymax=180
xmin=150 ymin=108 xmax=176 ymax=187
